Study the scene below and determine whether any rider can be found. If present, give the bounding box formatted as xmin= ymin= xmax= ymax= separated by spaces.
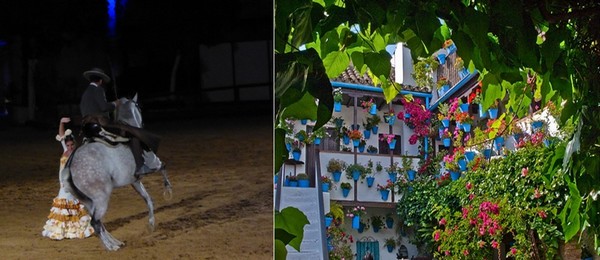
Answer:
xmin=79 ymin=67 xmax=164 ymax=176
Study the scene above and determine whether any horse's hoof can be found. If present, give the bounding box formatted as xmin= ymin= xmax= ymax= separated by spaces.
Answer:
xmin=163 ymin=188 xmax=173 ymax=200
xmin=147 ymin=223 xmax=155 ymax=233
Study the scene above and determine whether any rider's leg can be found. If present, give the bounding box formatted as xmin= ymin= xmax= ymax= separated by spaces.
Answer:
xmin=136 ymin=150 xmax=163 ymax=175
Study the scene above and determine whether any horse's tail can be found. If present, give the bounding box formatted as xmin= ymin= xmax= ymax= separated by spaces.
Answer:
xmin=160 ymin=164 xmax=173 ymax=201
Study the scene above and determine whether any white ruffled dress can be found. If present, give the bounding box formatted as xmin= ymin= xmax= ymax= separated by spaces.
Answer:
xmin=41 ymin=130 xmax=95 ymax=240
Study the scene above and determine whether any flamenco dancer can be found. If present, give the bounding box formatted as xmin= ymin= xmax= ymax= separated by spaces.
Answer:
xmin=42 ymin=117 xmax=94 ymax=240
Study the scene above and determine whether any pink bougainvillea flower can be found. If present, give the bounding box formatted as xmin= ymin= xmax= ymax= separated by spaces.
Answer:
xmin=466 ymin=182 xmax=472 ymax=190
xmin=491 ymin=240 xmax=499 ymax=249
xmin=439 ymin=218 xmax=447 ymax=226
xmin=534 ymin=188 xmax=541 ymax=199
xmin=469 ymin=193 xmax=475 ymax=200
xmin=445 ymin=250 xmax=450 ymax=256
xmin=521 ymin=167 xmax=528 ymax=177
xmin=478 ymin=240 xmax=486 ymax=248
xmin=434 ymin=231 xmax=440 ymax=241
xmin=538 ymin=211 xmax=547 ymax=219
xmin=511 ymin=247 xmax=517 ymax=255
xmin=463 ymin=250 xmax=469 ymax=256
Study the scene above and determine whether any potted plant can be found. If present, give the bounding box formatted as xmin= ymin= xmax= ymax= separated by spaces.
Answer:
xmin=454 ymin=56 xmax=464 ymax=70
xmin=287 ymin=175 xmax=298 ymax=187
xmin=384 ymin=237 xmax=397 ymax=252
xmin=295 ymin=129 xmax=309 ymax=143
xmin=340 ymin=182 xmax=352 ymax=197
xmin=326 ymin=158 xmax=347 ymax=182
xmin=438 ymin=103 xmax=452 ymax=128
xmin=377 ymin=179 xmax=395 ymax=201
xmin=366 ymin=145 xmax=378 ymax=154
xmin=401 ymin=156 xmax=416 ymax=181
xmin=375 ymin=161 xmax=383 ymax=172
xmin=348 ymin=129 xmax=363 ymax=142
xmin=364 ymin=159 xmax=376 ymax=187
xmin=370 ymin=215 xmax=385 ymax=232
xmin=441 ymin=128 xmax=452 ymax=147
xmin=358 ymin=139 xmax=367 ymax=152
xmin=360 ymin=97 xmax=376 ymax=115
xmin=412 ymin=56 xmax=439 ymax=91
xmin=296 ymin=173 xmax=309 ymax=187
xmin=437 ymin=76 xmax=449 ymax=97
xmin=384 ymin=162 xmax=400 ymax=182
xmin=310 ymin=126 xmax=329 ymax=145
xmin=290 ymin=139 xmax=304 ymax=160
xmin=345 ymin=162 xmax=366 ymax=181
xmin=333 ymin=88 xmax=343 ymax=111
xmin=367 ymin=114 xmax=381 ymax=134
xmin=321 ymin=175 xmax=332 ymax=192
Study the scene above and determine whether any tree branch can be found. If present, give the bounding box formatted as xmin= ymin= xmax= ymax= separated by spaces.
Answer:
xmin=538 ymin=0 xmax=600 ymax=23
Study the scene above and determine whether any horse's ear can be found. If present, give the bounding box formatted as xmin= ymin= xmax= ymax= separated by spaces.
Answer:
xmin=133 ymin=93 xmax=138 ymax=102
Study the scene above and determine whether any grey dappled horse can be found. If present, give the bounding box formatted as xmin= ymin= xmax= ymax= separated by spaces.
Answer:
xmin=62 ymin=94 xmax=172 ymax=251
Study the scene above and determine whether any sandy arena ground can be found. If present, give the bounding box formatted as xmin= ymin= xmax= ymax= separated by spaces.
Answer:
xmin=0 ymin=114 xmax=273 ymax=259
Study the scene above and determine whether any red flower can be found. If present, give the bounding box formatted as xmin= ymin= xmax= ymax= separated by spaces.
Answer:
xmin=538 ymin=211 xmax=547 ymax=219
xmin=521 ymin=167 xmax=528 ymax=177
xmin=439 ymin=218 xmax=447 ymax=226
xmin=491 ymin=240 xmax=499 ymax=249
xmin=466 ymin=182 xmax=472 ymax=190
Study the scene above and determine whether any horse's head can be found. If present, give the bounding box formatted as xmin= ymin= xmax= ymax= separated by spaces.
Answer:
xmin=116 ymin=93 xmax=143 ymax=128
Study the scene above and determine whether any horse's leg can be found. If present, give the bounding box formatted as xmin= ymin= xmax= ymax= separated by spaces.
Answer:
xmin=90 ymin=207 xmax=124 ymax=251
xmin=160 ymin=166 xmax=173 ymax=200
xmin=131 ymin=180 xmax=155 ymax=232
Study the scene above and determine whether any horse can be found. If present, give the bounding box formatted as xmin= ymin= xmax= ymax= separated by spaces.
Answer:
xmin=62 ymin=94 xmax=172 ymax=251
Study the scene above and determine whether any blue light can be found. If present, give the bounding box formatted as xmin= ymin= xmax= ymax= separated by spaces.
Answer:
xmin=107 ymin=0 xmax=116 ymax=38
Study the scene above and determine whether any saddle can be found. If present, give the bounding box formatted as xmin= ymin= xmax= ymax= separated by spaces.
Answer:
xmin=81 ymin=114 xmax=161 ymax=170
xmin=82 ymin=123 xmax=129 ymax=146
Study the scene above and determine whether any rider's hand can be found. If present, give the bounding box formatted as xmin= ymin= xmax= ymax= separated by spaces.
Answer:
xmin=60 ymin=117 xmax=71 ymax=124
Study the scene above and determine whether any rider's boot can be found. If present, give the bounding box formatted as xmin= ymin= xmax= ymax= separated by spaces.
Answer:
xmin=135 ymin=150 xmax=164 ymax=177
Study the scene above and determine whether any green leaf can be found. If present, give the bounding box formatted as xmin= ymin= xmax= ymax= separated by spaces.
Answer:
xmin=323 ymin=50 xmax=350 ymax=79
xmin=275 ymin=207 xmax=310 ymax=251
xmin=364 ymin=50 xmax=392 ymax=79
xmin=274 ymin=239 xmax=289 ymax=260
xmin=280 ymin=91 xmax=318 ymax=121
xmin=275 ymin=128 xmax=287 ymax=174
xmin=563 ymin=180 xmax=582 ymax=241
xmin=481 ymin=73 xmax=503 ymax=110
xmin=290 ymin=3 xmax=315 ymax=49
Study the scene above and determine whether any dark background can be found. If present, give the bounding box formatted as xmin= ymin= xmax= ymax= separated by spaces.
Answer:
xmin=0 ymin=0 xmax=272 ymax=128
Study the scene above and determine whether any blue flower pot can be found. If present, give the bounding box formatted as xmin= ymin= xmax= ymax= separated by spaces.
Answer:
xmin=488 ymin=108 xmax=498 ymax=119
xmin=407 ymin=170 xmax=416 ymax=181
xmin=446 ymin=43 xmax=457 ymax=54
xmin=494 ymin=136 xmax=505 ymax=151
xmin=298 ymin=179 xmax=309 ymax=187
xmin=358 ymin=222 xmax=365 ymax=233
xmin=352 ymin=216 xmax=360 ymax=229
xmin=387 ymin=245 xmax=394 ymax=253
xmin=380 ymin=190 xmax=390 ymax=201
xmin=479 ymin=104 xmax=488 ymax=118
xmin=334 ymin=102 xmax=342 ymax=112
xmin=441 ymin=119 xmax=450 ymax=128
xmin=371 ymin=126 xmax=379 ymax=134
xmin=388 ymin=172 xmax=397 ymax=183
xmin=289 ymin=180 xmax=298 ymax=187
xmin=462 ymin=123 xmax=471 ymax=132
xmin=292 ymin=151 xmax=301 ymax=161
xmin=343 ymin=135 xmax=350 ymax=145
xmin=352 ymin=139 xmax=360 ymax=147
xmin=358 ymin=145 xmax=365 ymax=153
xmin=450 ymin=171 xmax=461 ymax=181
xmin=386 ymin=217 xmax=394 ymax=229
xmin=332 ymin=171 xmax=341 ymax=182
xmin=458 ymin=159 xmax=467 ymax=171
xmin=443 ymin=138 xmax=451 ymax=147
xmin=352 ymin=170 xmax=361 ymax=181
xmin=532 ymin=121 xmax=544 ymax=130
xmin=373 ymin=225 xmax=380 ymax=233
xmin=322 ymin=183 xmax=330 ymax=192
xmin=388 ymin=116 xmax=396 ymax=125
xmin=465 ymin=151 xmax=475 ymax=161
xmin=314 ymin=137 xmax=321 ymax=145
xmin=366 ymin=176 xmax=375 ymax=187
xmin=437 ymin=53 xmax=447 ymax=65
xmin=389 ymin=139 xmax=397 ymax=150
xmin=405 ymin=113 xmax=411 ymax=119
xmin=369 ymin=104 xmax=377 ymax=115
xmin=460 ymin=103 xmax=470 ymax=113
xmin=285 ymin=143 xmax=291 ymax=152
xmin=483 ymin=148 xmax=492 ymax=159
xmin=300 ymin=119 xmax=308 ymax=125
xmin=363 ymin=130 xmax=371 ymax=139
xmin=325 ymin=216 xmax=333 ymax=227
xmin=342 ymin=188 xmax=351 ymax=198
